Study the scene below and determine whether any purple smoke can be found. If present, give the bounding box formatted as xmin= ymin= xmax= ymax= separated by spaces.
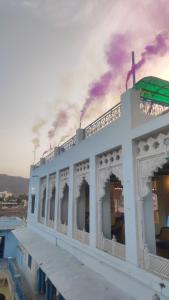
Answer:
xmin=48 ymin=110 xmax=68 ymax=139
xmin=126 ymin=33 xmax=169 ymax=89
xmin=80 ymin=34 xmax=130 ymax=120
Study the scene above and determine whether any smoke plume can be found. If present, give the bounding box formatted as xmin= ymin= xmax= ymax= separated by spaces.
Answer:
xmin=126 ymin=32 xmax=169 ymax=89
xmin=48 ymin=110 xmax=68 ymax=139
xmin=32 ymin=118 xmax=47 ymax=154
xmin=80 ymin=34 xmax=130 ymax=120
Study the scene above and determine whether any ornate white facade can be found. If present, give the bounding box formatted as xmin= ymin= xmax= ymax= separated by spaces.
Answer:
xmin=13 ymin=87 xmax=169 ymax=300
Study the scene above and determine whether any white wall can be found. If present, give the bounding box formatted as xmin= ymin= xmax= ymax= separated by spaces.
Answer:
xmin=26 ymin=88 xmax=169 ymax=300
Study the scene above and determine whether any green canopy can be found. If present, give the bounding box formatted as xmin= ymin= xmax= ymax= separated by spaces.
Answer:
xmin=134 ymin=76 xmax=169 ymax=106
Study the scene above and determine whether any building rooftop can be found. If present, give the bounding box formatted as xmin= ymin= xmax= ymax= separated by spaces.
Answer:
xmin=0 ymin=217 xmax=23 ymax=230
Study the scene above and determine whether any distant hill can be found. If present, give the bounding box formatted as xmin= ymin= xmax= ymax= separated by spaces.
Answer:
xmin=0 ymin=174 xmax=29 ymax=196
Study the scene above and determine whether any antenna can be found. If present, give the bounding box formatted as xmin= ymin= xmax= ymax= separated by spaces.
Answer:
xmin=131 ymin=51 xmax=136 ymax=86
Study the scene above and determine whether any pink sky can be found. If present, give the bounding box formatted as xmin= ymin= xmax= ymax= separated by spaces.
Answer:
xmin=0 ymin=0 xmax=169 ymax=177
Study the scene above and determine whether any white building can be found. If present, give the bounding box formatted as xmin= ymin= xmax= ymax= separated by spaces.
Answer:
xmin=13 ymin=77 xmax=169 ymax=300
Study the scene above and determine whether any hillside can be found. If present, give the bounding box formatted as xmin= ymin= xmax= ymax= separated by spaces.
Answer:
xmin=0 ymin=174 xmax=29 ymax=196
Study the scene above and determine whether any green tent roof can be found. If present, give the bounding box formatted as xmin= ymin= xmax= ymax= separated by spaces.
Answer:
xmin=134 ymin=76 xmax=169 ymax=106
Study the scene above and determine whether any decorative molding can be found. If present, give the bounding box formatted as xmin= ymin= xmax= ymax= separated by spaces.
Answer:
xmin=97 ymin=164 xmax=123 ymax=200
xmin=74 ymin=160 xmax=90 ymax=200
xmin=136 ymin=131 xmax=169 ymax=198
xmin=59 ymin=168 xmax=69 ymax=199
xmin=84 ymin=103 xmax=120 ymax=138
xmin=97 ymin=149 xmax=122 ymax=170
xmin=48 ymin=173 xmax=56 ymax=199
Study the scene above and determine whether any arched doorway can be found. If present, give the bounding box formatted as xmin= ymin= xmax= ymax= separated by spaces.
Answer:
xmin=0 ymin=294 xmax=5 ymax=300
xmin=144 ymin=161 xmax=169 ymax=258
xmin=101 ymin=174 xmax=124 ymax=244
xmin=60 ymin=184 xmax=69 ymax=225
xmin=76 ymin=179 xmax=90 ymax=233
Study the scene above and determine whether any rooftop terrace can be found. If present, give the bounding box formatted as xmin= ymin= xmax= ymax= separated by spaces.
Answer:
xmin=34 ymin=76 xmax=169 ymax=168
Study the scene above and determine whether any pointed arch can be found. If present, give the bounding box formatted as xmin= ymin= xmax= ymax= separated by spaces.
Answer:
xmin=49 ymin=186 xmax=56 ymax=221
xmin=41 ymin=187 xmax=46 ymax=218
xmin=101 ymin=173 xmax=124 ymax=243
xmin=60 ymin=183 xmax=69 ymax=225
xmin=76 ymin=179 xmax=90 ymax=232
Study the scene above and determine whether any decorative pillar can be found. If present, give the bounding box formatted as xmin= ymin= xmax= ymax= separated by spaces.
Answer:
xmin=122 ymin=139 xmax=139 ymax=265
xmin=54 ymin=172 xmax=59 ymax=231
xmin=143 ymin=183 xmax=156 ymax=254
xmin=45 ymin=175 xmax=50 ymax=225
xmin=89 ymin=155 xmax=97 ymax=247
xmin=68 ymin=165 xmax=74 ymax=237
xmin=120 ymin=89 xmax=142 ymax=266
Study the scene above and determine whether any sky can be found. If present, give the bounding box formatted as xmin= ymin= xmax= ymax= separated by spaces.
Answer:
xmin=0 ymin=0 xmax=169 ymax=178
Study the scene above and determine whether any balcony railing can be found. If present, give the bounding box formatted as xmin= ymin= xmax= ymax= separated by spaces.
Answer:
xmin=143 ymin=246 xmax=169 ymax=279
xmin=74 ymin=228 xmax=89 ymax=245
xmin=84 ymin=103 xmax=121 ymax=138
xmin=140 ymin=100 xmax=169 ymax=117
xmin=99 ymin=233 xmax=125 ymax=260
xmin=34 ymin=103 xmax=120 ymax=167
xmin=58 ymin=223 xmax=67 ymax=235
xmin=62 ymin=135 xmax=76 ymax=151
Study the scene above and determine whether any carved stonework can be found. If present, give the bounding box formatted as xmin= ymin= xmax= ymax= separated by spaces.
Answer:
xmin=40 ymin=177 xmax=47 ymax=201
xmin=59 ymin=168 xmax=69 ymax=199
xmin=97 ymin=149 xmax=122 ymax=170
xmin=57 ymin=167 xmax=69 ymax=233
xmin=48 ymin=173 xmax=56 ymax=199
xmin=137 ymin=156 xmax=166 ymax=198
xmin=74 ymin=160 xmax=90 ymax=199
xmin=39 ymin=176 xmax=47 ymax=222
xmin=136 ymin=131 xmax=169 ymax=159
xmin=47 ymin=173 xmax=56 ymax=227
xmin=97 ymin=164 xmax=123 ymax=200
xmin=73 ymin=160 xmax=90 ymax=241
xmin=96 ymin=148 xmax=123 ymax=245
xmin=136 ymin=130 xmax=169 ymax=198
xmin=97 ymin=148 xmax=123 ymax=200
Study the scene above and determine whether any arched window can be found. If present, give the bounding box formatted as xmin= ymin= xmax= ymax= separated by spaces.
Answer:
xmin=50 ymin=186 xmax=56 ymax=221
xmin=0 ymin=294 xmax=5 ymax=300
xmin=77 ymin=179 xmax=90 ymax=233
xmin=144 ymin=161 xmax=169 ymax=259
xmin=60 ymin=184 xmax=69 ymax=225
xmin=41 ymin=188 xmax=46 ymax=218
xmin=102 ymin=174 xmax=124 ymax=244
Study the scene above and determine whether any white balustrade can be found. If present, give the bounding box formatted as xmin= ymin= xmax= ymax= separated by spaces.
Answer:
xmin=143 ymin=246 xmax=169 ymax=279
xmin=58 ymin=223 xmax=67 ymax=235
xmin=100 ymin=233 xmax=125 ymax=260
xmin=74 ymin=228 xmax=89 ymax=245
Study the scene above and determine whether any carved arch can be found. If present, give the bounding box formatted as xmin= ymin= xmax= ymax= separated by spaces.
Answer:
xmin=98 ymin=165 xmax=123 ymax=200
xmin=138 ymin=155 xmax=167 ymax=198
xmin=60 ymin=183 xmax=69 ymax=225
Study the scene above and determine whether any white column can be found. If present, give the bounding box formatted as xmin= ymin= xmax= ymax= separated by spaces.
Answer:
xmin=143 ymin=184 xmax=156 ymax=254
xmin=44 ymin=175 xmax=49 ymax=225
xmin=120 ymin=89 xmax=141 ymax=265
xmin=89 ymin=155 xmax=97 ymax=248
xmin=34 ymin=176 xmax=40 ymax=223
xmin=122 ymin=139 xmax=139 ymax=265
xmin=54 ymin=172 xmax=59 ymax=231
xmin=68 ymin=165 xmax=74 ymax=237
